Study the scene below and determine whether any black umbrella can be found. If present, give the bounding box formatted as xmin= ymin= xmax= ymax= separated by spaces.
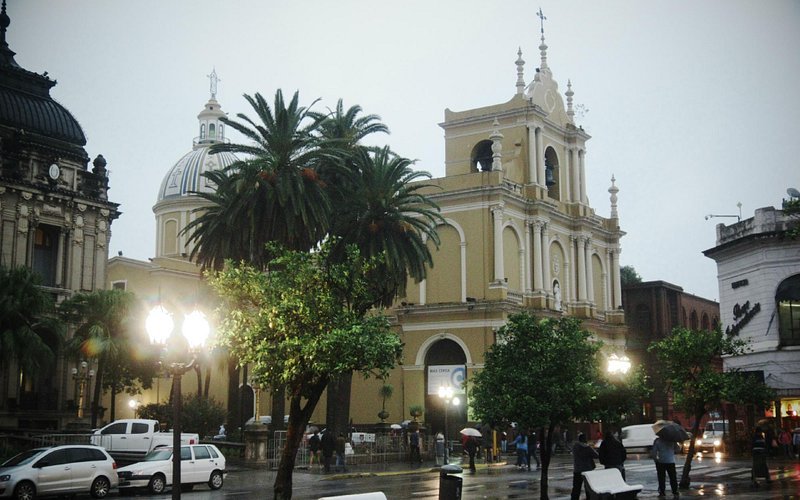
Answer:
xmin=652 ymin=420 xmax=689 ymax=442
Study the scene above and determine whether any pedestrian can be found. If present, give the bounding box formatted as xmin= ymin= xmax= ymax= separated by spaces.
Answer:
xmin=213 ymin=423 xmax=226 ymax=440
xmin=308 ymin=430 xmax=321 ymax=469
xmin=320 ymin=429 xmax=335 ymax=473
xmin=792 ymin=429 xmax=800 ymax=458
xmin=651 ymin=435 xmax=680 ymax=498
xmin=464 ymin=435 xmax=478 ymax=473
xmin=511 ymin=429 xmax=528 ymax=470
xmin=527 ymin=429 xmax=540 ymax=470
xmin=335 ymin=433 xmax=347 ymax=472
xmin=570 ymin=433 xmax=598 ymax=500
xmin=409 ymin=429 xmax=421 ymax=465
xmin=481 ymin=424 xmax=494 ymax=463
xmin=500 ymin=430 xmax=508 ymax=453
xmin=598 ymin=430 xmax=627 ymax=480
xmin=751 ymin=428 xmax=772 ymax=487
xmin=779 ymin=428 xmax=792 ymax=458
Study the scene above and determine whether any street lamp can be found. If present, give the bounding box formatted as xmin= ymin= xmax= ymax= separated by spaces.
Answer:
xmin=607 ymin=353 xmax=631 ymax=375
xmin=438 ymin=386 xmax=460 ymax=464
xmin=146 ymin=305 xmax=209 ymax=500
xmin=71 ymin=360 xmax=95 ymax=419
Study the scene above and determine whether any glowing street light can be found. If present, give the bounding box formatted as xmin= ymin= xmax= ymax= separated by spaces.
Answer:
xmin=146 ymin=306 xmax=209 ymax=500
xmin=607 ymin=353 xmax=631 ymax=375
xmin=438 ymin=386 xmax=461 ymax=464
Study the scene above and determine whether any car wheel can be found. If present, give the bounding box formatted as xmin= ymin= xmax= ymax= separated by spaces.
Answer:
xmin=90 ymin=476 xmax=112 ymax=499
xmin=148 ymin=474 xmax=166 ymax=495
xmin=14 ymin=481 xmax=36 ymax=500
xmin=209 ymin=470 xmax=224 ymax=490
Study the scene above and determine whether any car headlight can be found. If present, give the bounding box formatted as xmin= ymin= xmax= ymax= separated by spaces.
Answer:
xmin=696 ymin=439 xmax=703 ymax=446
xmin=713 ymin=439 xmax=721 ymax=446
xmin=0 ymin=474 xmax=11 ymax=482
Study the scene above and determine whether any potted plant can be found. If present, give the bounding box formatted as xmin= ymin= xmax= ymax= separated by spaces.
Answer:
xmin=408 ymin=404 xmax=424 ymax=430
xmin=378 ymin=384 xmax=393 ymax=422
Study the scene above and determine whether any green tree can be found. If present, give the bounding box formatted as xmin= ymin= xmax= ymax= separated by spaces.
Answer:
xmin=137 ymin=394 xmax=226 ymax=439
xmin=60 ymin=289 xmax=153 ymax=427
xmin=470 ymin=313 xmax=601 ymax=500
xmin=648 ymin=327 xmax=773 ymax=489
xmin=0 ymin=266 xmax=62 ymax=400
xmin=782 ymin=196 xmax=800 ymax=238
xmin=208 ymin=243 xmax=402 ymax=500
xmin=620 ymin=265 xmax=643 ymax=286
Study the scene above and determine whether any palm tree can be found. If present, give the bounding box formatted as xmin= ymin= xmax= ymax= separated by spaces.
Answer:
xmin=186 ymin=90 xmax=331 ymax=270
xmin=0 ymin=266 xmax=61 ymax=403
xmin=324 ymin=146 xmax=443 ymax=435
xmin=60 ymin=289 xmax=138 ymax=427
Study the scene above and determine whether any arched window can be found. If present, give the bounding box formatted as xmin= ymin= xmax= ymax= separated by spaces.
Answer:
xmin=701 ymin=313 xmax=710 ymax=331
xmin=209 ymin=123 xmax=216 ymax=139
xmin=544 ymin=147 xmax=560 ymax=200
xmin=470 ymin=140 xmax=493 ymax=172
xmin=219 ymin=123 xmax=224 ymax=141
xmin=200 ymin=124 xmax=206 ymax=139
xmin=690 ymin=310 xmax=699 ymax=330
xmin=777 ymin=274 xmax=800 ymax=346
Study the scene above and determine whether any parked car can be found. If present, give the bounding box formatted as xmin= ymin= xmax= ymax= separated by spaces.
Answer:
xmin=0 ymin=444 xmax=117 ymax=499
xmin=90 ymin=419 xmax=200 ymax=462
xmin=116 ymin=444 xmax=225 ymax=495
xmin=697 ymin=420 xmax=745 ymax=453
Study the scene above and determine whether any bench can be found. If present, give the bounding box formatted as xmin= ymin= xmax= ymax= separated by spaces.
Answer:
xmin=582 ymin=468 xmax=643 ymax=499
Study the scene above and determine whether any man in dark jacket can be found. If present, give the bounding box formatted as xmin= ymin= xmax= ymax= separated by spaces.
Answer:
xmin=598 ymin=430 xmax=627 ymax=479
xmin=320 ymin=430 xmax=336 ymax=473
xmin=464 ymin=435 xmax=478 ymax=472
xmin=571 ymin=433 xmax=599 ymax=500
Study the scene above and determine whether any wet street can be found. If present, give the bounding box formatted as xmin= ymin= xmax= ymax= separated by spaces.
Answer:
xmin=113 ymin=453 xmax=800 ymax=499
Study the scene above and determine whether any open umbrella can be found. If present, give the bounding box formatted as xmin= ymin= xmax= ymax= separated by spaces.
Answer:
xmin=390 ymin=423 xmax=402 ymax=430
xmin=460 ymin=427 xmax=482 ymax=437
xmin=652 ymin=420 xmax=689 ymax=442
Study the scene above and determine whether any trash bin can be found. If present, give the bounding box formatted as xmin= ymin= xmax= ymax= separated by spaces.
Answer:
xmin=438 ymin=464 xmax=462 ymax=500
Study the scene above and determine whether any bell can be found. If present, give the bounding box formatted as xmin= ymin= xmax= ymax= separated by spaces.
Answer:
xmin=545 ymin=166 xmax=556 ymax=186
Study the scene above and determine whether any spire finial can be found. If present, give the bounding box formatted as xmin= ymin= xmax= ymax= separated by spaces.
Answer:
xmin=207 ymin=68 xmax=220 ymax=99
xmin=536 ymin=8 xmax=550 ymax=74
xmin=537 ymin=7 xmax=547 ymax=36
xmin=566 ymin=80 xmax=575 ymax=123
xmin=609 ymin=175 xmax=619 ymax=219
xmin=0 ymin=0 xmax=18 ymax=67
xmin=515 ymin=47 xmax=526 ymax=95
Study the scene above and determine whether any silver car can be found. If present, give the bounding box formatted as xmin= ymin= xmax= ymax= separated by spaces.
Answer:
xmin=117 ymin=444 xmax=225 ymax=495
xmin=0 ymin=445 xmax=118 ymax=499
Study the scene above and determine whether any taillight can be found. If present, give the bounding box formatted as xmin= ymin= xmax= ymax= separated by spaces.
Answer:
xmin=190 ymin=438 xmax=196 ymax=444
xmin=112 ymin=462 xmax=117 ymax=470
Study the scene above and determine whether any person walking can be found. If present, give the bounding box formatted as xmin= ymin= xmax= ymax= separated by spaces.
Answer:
xmin=409 ymin=429 xmax=422 ymax=465
xmin=527 ymin=429 xmax=540 ymax=470
xmin=792 ymin=428 xmax=800 ymax=459
xmin=598 ymin=430 xmax=627 ymax=480
xmin=511 ymin=430 xmax=528 ymax=470
xmin=335 ymin=433 xmax=347 ymax=472
xmin=320 ymin=429 xmax=336 ymax=473
xmin=779 ymin=428 xmax=792 ymax=458
xmin=481 ymin=424 xmax=494 ymax=463
xmin=751 ymin=428 xmax=772 ymax=487
xmin=571 ymin=433 xmax=599 ymax=500
xmin=464 ymin=435 xmax=478 ymax=473
xmin=435 ymin=431 xmax=446 ymax=465
xmin=652 ymin=435 xmax=680 ymax=498
xmin=308 ymin=430 xmax=321 ymax=469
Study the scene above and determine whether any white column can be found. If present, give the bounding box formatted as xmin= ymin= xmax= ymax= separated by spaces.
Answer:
xmin=568 ymin=236 xmax=577 ymax=302
xmin=571 ymin=149 xmax=580 ymax=202
xmin=528 ymin=127 xmax=537 ymax=185
xmin=532 ymin=221 xmax=543 ymax=291
xmin=605 ymin=249 xmax=613 ymax=310
xmin=579 ymin=150 xmax=588 ymax=204
xmin=536 ymin=129 xmax=545 ymax=188
xmin=612 ymin=248 xmax=622 ymax=308
xmin=460 ymin=241 xmax=468 ymax=302
xmin=585 ymin=239 xmax=594 ymax=304
xmin=420 ymin=279 xmax=426 ymax=305
xmin=564 ymin=147 xmax=573 ymax=202
xmin=524 ymin=220 xmax=533 ymax=293
xmin=492 ymin=205 xmax=504 ymax=282
xmin=55 ymin=229 xmax=66 ymax=287
xmin=542 ymin=223 xmax=551 ymax=291
xmin=577 ymin=235 xmax=587 ymax=301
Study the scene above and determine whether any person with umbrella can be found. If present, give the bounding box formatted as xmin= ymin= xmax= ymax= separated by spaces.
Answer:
xmin=464 ymin=434 xmax=478 ymax=473
xmin=651 ymin=421 xmax=682 ymax=498
xmin=751 ymin=427 xmax=772 ymax=487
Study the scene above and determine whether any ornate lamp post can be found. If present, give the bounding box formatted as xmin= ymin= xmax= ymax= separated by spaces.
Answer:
xmin=71 ymin=360 xmax=94 ymax=419
xmin=438 ymin=385 xmax=460 ymax=464
xmin=146 ymin=306 xmax=209 ymax=500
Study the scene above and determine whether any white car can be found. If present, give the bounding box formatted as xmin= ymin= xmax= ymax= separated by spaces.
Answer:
xmin=0 ymin=444 xmax=117 ymax=499
xmin=116 ymin=444 xmax=225 ymax=495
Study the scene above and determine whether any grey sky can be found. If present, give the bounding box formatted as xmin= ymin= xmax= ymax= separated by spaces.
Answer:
xmin=8 ymin=0 xmax=799 ymax=302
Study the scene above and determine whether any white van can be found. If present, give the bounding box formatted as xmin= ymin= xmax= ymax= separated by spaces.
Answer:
xmin=620 ymin=424 xmax=657 ymax=451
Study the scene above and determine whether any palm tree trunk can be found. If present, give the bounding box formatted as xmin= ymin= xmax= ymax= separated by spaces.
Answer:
xmin=195 ymin=365 xmax=202 ymax=398
xmin=326 ymin=372 xmax=353 ymax=435
xmin=204 ymin=368 xmax=211 ymax=399
xmin=91 ymin=357 xmax=105 ymax=428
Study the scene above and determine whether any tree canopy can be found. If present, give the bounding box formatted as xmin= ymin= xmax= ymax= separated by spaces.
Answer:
xmin=620 ymin=265 xmax=643 ymax=286
xmin=469 ymin=312 xmax=601 ymax=499
xmin=208 ymin=242 xmax=402 ymax=500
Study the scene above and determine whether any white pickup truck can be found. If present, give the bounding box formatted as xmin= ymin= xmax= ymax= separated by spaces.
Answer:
xmin=90 ymin=419 xmax=200 ymax=462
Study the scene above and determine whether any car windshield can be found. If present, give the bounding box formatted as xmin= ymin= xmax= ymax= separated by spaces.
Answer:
xmin=143 ymin=448 xmax=173 ymax=461
xmin=1 ymin=448 xmax=46 ymax=467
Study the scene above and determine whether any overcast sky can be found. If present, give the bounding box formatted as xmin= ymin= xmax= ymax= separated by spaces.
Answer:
xmin=7 ymin=0 xmax=799 ymax=302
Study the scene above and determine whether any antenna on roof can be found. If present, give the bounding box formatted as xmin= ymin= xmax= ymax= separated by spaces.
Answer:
xmin=705 ymin=201 xmax=742 ymax=222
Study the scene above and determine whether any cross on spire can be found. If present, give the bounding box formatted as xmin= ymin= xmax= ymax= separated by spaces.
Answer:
xmin=207 ymin=68 xmax=220 ymax=99
xmin=537 ymin=7 xmax=547 ymax=36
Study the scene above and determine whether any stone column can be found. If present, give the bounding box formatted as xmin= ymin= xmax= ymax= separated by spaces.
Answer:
xmin=571 ymin=148 xmax=580 ymax=202
xmin=579 ymin=150 xmax=587 ymax=204
xmin=528 ymin=127 xmax=537 ymax=185
xmin=532 ymin=221 xmax=543 ymax=291
xmin=542 ymin=223 xmax=551 ymax=291
xmin=568 ymin=236 xmax=577 ymax=302
xmin=524 ymin=220 xmax=533 ymax=293
xmin=492 ymin=205 xmax=504 ymax=283
xmin=585 ymin=239 xmax=594 ymax=304
xmin=536 ymin=129 xmax=545 ymax=189
xmin=611 ymin=249 xmax=622 ymax=308
xmin=577 ymin=235 xmax=587 ymax=301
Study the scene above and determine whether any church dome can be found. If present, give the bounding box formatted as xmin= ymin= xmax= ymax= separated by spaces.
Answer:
xmin=157 ymin=146 xmax=237 ymax=201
